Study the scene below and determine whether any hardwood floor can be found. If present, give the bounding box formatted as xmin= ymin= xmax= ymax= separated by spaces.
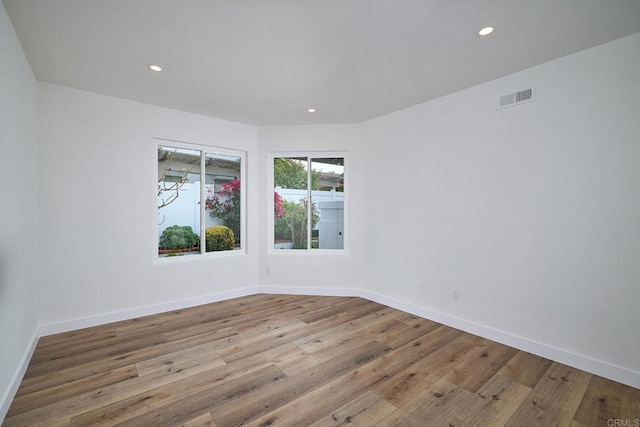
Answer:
xmin=4 ymin=294 xmax=640 ymax=426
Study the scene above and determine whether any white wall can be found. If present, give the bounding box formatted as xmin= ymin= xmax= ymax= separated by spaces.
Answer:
xmin=37 ymin=83 xmax=260 ymax=325
xmin=157 ymin=182 xmax=224 ymax=241
xmin=0 ymin=3 xmax=39 ymax=417
xmin=258 ymin=125 xmax=365 ymax=292
xmin=3 ymin=16 xmax=639 ymax=414
xmin=361 ymin=33 xmax=640 ymax=382
xmin=255 ymin=33 xmax=640 ymax=387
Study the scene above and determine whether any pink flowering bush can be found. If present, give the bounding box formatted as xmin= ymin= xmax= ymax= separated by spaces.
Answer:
xmin=274 ymin=191 xmax=285 ymax=219
xmin=206 ymin=180 xmax=240 ymax=243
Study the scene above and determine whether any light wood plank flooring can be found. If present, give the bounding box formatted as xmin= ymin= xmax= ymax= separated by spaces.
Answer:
xmin=5 ymin=294 xmax=640 ymax=426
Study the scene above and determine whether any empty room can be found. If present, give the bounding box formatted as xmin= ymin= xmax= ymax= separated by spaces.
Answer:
xmin=1 ymin=1 xmax=640 ymax=425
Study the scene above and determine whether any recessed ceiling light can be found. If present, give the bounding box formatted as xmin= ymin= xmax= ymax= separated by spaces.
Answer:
xmin=147 ymin=64 xmax=162 ymax=72
xmin=307 ymin=108 xmax=317 ymax=113
xmin=478 ymin=26 xmax=495 ymax=36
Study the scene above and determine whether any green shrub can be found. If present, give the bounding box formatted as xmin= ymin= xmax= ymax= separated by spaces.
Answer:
xmin=205 ymin=180 xmax=241 ymax=244
xmin=205 ymin=225 xmax=235 ymax=251
xmin=159 ymin=225 xmax=199 ymax=250
xmin=274 ymin=198 xmax=319 ymax=249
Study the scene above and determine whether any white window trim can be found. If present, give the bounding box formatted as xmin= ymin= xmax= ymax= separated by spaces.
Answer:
xmin=268 ymin=151 xmax=349 ymax=255
xmin=154 ymin=138 xmax=246 ymax=262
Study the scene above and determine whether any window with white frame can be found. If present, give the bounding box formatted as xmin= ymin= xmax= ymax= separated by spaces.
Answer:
xmin=157 ymin=142 xmax=245 ymax=258
xmin=272 ymin=154 xmax=346 ymax=251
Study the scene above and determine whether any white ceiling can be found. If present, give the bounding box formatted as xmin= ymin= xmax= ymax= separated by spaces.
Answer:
xmin=4 ymin=0 xmax=640 ymax=126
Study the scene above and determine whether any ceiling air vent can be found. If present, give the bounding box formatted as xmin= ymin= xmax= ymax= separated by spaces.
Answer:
xmin=498 ymin=87 xmax=535 ymax=109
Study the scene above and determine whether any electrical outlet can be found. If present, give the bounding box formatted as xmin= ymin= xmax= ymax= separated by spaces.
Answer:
xmin=266 ymin=265 xmax=272 ymax=275
xmin=453 ymin=290 xmax=461 ymax=302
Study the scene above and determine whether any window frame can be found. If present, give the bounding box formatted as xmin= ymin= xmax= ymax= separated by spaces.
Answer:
xmin=154 ymin=138 xmax=246 ymax=261
xmin=269 ymin=151 xmax=349 ymax=254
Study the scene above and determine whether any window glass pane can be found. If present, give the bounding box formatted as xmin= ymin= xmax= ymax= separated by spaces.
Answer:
xmin=311 ymin=158 xmax=344 ymax=249
xmin=204 ymin=152 xmax=241 ymax=252
xmin=157 ymin=146 xmax=202 ymax=257
xmin=274 ymin=157 xmax=309 ymax=250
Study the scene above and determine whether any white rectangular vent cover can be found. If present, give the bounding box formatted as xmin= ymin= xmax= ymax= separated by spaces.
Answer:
xmin=498 ymin=87 xmax=535 ymax=109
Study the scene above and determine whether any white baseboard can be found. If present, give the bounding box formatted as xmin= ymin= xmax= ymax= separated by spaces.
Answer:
xmin=39 ymin=286 xmax=259 ymax=336
xmin=9 ymin=282 xmax=639 ymax=422
xmin=258 ymin=285 xmax=364 ymax=298
xmin=3 ymin=286 xmax=258 ymax=422
xmin=359 ymin=289 xmax=640 ymax=390
xmin=1 ymin=328 xmax=39 ymax=422
xmin=261 ymin=286 xmax=640 ymax=388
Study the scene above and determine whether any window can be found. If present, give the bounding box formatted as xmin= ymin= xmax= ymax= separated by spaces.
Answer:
xmin=157 ymin=141 xmax=245 ymax=258
xmin=272 ymin=154 xmax=346 ymax=251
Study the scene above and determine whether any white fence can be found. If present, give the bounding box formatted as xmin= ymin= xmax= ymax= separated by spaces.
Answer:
xmin=275 ymin=187 xmax=344 ymax=205
xmin=157 ymin=183 xmax=345 ymax=239
xmin=157 ymin=182 xmax=221 ymax=239
xmin=275 ymin=187 xmax=345 ymax=249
